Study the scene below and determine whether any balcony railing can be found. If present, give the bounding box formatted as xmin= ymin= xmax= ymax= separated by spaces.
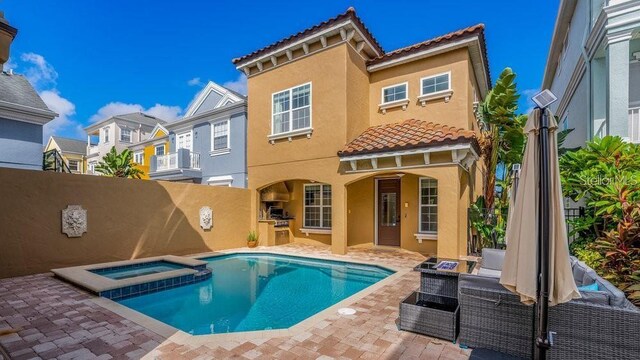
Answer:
xmin=153 ymin=151 xmax=200 ymax=172
xmin=629 ymin=107 xmax=640 ymax=143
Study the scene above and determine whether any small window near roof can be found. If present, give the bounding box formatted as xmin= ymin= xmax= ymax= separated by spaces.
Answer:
xmin=421 ymin=73 xmax=450 ymax=95
xmin=212 ymin=120 xmax=230 ymax=152
xmin=68 ymin=160 xmax=79 ymax=172
xmin=382 ymin=83 xmax=408 ymax=103
xmin=120 ymin=128 xmax=131 ymax=142
xmin=155 ymin=145 xmax=165 ymax=156
xmin=133 ymin=151 xmax=144 ymax=165
xmin=272 ymin=83 xmax=311 ymax=135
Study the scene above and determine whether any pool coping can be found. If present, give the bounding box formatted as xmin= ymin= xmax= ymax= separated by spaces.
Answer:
xmin=51 ymin=255 xmax=208 ymax=293
xmin=88 ymin=247 xmax=419 ymax=346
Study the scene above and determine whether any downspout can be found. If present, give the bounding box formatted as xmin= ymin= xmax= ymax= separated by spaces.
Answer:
xmin=581 ymin=22 xmax=592 ymax=141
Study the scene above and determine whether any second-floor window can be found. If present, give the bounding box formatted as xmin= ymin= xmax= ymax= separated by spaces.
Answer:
xmin=120 ymin=128 xmax=132 ymax=142
xmin=212 ymin=120 xmax=230 ymax=152
xmin=272 ymin=83 xmax=311 ymax=135
xmin=155 ymin=144 xmax=165 ymax=156
xmin=382 ymin=83 xmax=408 ymax=103
xmin=133 ymin=151 xmax=144 ymax=165
xmin=68 ymin=160 xmax=79 ymax=172
xmin=176 ymin=131 xmax=192 ymax=151
xmin=103 ymin=127 xmax=110 ymax=143
xmin=421 ymin=73 xmax=450 ymax=96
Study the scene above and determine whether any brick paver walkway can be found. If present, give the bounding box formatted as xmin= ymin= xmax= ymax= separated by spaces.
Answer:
xmin=0 ymin=244 xmax=471 ymax=359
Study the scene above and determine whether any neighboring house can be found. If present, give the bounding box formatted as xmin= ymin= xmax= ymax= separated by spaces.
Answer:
xmin=84 ymin=112 xmax=166 ymax=174
xmin=233 ymin=8 xmax=490 ymax=258
xmin=127 ymin=124 xmax=169 ymax=179
xmin=542 ymin=0 xmax=640 ymax=149
xmin=0 ymin=13 xmax=57 ymax=170
xmin=148 ymin=81 xmax=248 ymax=188
xmin=44 ymin=136 xmax=87 ymax=174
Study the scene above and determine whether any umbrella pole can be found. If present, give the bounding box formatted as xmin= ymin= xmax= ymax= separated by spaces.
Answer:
xmin=535 ymin=107 xmax=552 ymax=360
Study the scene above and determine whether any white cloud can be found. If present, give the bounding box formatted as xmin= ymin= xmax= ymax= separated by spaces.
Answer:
xmin=223 ymin=74 xmax=247 ymax=95
xmin=521 ymin=88 xmax=539 ymax=115
xmin=21 ymin=52 xmax=58 ymax=88
xmin=89 ymin=102 xmax=182 ymax=123
xmin=4 ymin=57 xmax=17 ymax=71
xmin=40 ymin=90 xmax=82 ymax=139
xmin=187 ymin=77 xmax=204 ymax=87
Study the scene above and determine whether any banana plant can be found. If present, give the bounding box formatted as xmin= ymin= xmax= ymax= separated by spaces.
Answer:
xmin=95 ymin=146 xmax=144 ymax=179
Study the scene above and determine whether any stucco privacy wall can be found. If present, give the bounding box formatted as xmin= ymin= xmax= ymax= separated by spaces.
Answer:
xmin=0 ymin=167 xmax=251 ymax=278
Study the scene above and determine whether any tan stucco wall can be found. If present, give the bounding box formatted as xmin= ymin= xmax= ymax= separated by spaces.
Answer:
xmin=0 ymin=167 xmax=251 ymax=278
xmin=368 ymin=48 xmax=473 ymax=131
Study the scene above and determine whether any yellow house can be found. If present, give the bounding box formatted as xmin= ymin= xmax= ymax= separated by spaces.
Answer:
xmin=44 ymin=136 xmax=87 ymax=174
xmin=128 ymin=124 xmax=169 ymax=179
xmin=233 ymin=8 xmax=490 ymax=259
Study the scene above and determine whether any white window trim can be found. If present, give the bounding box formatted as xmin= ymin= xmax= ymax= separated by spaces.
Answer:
xmin=418 ymin=177 xmax=438 ymax=235
xmin=133 ymin=151 xmax=144 ymax=165
xmin=154 ymin=144 xmax=165 ymax=155
xmin=67 ymin=159 xmax=80 ymax=172
xmin=418 ymin=71 xmax=453 ymax=105
xmin=206 ymin=175 xmax=233 ymax=187
xmin=270 ymin=82 xmax=313 ymax=140
xmin=302 ymin=183 xmax=331 ymax=230
xmin=119 ymin=127 xmax=132 ymax=143
xmin=210 ymin=119 xmax=231 ymax=156
xmin=103 ymin=127 xmax=110 ymax=144
xmin=379 ymin=82 xmax=409 ymax=114
xmin=176 ymin=130 xmax=194 ymax=152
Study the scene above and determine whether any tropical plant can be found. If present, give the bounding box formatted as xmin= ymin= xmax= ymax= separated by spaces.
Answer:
xmin=94 ymin=146 xmax=144 ymax=179
xmin=478 ymin=68 xmax=525 ymax=211
xmin=560 ymin=136 xmax=640 ymax=305
xmin=247 ymin=231 xmax=259 ymax=248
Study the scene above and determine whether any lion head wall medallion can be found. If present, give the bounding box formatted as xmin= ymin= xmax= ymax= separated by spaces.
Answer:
xmin=200 ymin=206 xmax=213 ymax=230
xmin=62 ymin=205 xmax=87 ymax=238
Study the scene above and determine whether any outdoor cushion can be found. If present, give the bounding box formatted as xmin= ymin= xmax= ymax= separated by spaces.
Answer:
xmin=573 ymin=261 xmax=628 ymax=308
xmin=572 ymin=290 xmax=610 ymax=306
xmin=480 ymin=248 xmax=505 ymax=271
xmin=477 ymin=268 xmax=502 ymax=278
xmin=577 ymin=282 xmax=599 ymax=292
xmin=593 ymin=277 xmax=628 ymax=308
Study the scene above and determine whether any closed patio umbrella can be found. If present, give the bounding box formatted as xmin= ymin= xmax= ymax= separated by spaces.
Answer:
xmin=499 ymin=108 xmax=580 ymax=358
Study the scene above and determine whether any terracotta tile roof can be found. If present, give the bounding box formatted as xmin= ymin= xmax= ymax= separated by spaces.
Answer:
xmin=338 ymin=119 xmax=478 ymax=157
xmin=232 ymin=7 xmax=383 ymax=66
xmin=367 ymin=24 xmax=490 ymax=84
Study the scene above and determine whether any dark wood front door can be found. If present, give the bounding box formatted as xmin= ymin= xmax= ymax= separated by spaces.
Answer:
xmin=377 ymin=178 xmax=401 ymax=246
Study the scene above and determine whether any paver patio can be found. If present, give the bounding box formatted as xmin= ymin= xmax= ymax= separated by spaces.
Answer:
xmin=0 ymin=244 xmax=471 ymax=359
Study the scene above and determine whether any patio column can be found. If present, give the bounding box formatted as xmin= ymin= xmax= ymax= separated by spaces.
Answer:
xmin=331 ymin=183 xmax=347 ymax=255
xmin=606 ymin=33 xmax=631 ymax=140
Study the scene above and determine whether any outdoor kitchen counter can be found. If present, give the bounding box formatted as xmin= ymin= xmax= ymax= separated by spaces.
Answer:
xmin=258 ymin=219 xmax=294 ymax=246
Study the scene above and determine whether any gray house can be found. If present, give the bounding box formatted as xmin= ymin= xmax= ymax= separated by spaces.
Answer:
xmin=149 ymin=81 xmax=248 ymax=188
xmin=542 ymin=0 xmax=640 ymax=149
xmin=0 ymin=13 xmax=57 ymax=170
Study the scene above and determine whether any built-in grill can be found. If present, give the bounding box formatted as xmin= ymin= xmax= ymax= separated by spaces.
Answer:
xmin=274 ymin=220 xmax=290 ymax=228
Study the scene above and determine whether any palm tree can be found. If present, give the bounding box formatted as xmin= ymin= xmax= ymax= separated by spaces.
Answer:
xmin=95 ymin=146 xmax=144 ymax=179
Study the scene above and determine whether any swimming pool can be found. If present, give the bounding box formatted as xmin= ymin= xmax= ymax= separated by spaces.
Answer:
xmin=117 ymin=253 xmax=394 ymax=334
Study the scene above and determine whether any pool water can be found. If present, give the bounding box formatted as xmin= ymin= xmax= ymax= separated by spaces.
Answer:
xmin=118 ymin=254 xmax=393 ymax=334
xmin=91 ymin=261 xmax=185 ymax=280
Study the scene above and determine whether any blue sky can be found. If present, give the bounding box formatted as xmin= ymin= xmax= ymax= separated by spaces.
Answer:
xmin=2 ymin=0 xmax=559 ymax=140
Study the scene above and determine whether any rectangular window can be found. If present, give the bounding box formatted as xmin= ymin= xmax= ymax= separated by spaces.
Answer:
xmin=120 ymin=128 xmax=131 ymax=142
xmin=176 ymin=132 xmax=192 ymax=151
xmin=212 ymin=120 xmax=230 ymax=152
xmin=68 ymin=160 xmax=79 ymax=172
xmin=421 ymin=73 xmax=450 ymax=95
xmin=133 ymin=151 xmax=144 ymax=165
xmin=155 ymin=145 xmax=165 ymax=156
xmin=382 ymin=83 xmax=408 ymax=103
xmin=419 ymin=178 xmax=438 ymax=233
xmin=103 ymin=127 xmax=110 ymax=143
xmin=304 ymin=184 xmax=331 ymax=229
xmin=272 ymin=83 xmax=311 ymax=135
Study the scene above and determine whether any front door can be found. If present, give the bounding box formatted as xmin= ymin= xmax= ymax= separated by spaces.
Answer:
xmin=377 ymin=178 xmax=401 ymax=246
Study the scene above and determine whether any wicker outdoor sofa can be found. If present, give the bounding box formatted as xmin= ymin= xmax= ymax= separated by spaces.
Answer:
xmin=457 ymin=249 xmax=640 ymax=360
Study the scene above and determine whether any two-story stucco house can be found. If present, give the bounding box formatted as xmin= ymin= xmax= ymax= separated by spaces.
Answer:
xmin=84 ymin=113 xmax=167 ymax=174
xmin=0 ymin=12 xmax=57 ymax=170
xmin=148 ymin=81 xmax=248 ymax=188
xmin=44 ymin=136 xmax=87 ymax=174
xmin=234 ymin=8 xmax=490 ymax=258
xmin=543 ymin=0 xmax=640 ymax=149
